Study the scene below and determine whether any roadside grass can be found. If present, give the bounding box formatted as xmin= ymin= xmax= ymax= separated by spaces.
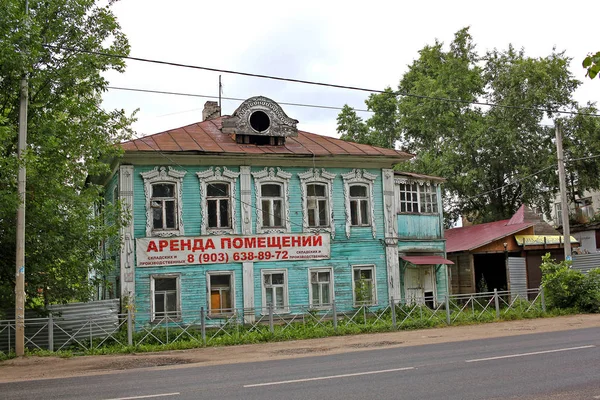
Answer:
xmin=0 ymin=306 xmax=578 ymax=361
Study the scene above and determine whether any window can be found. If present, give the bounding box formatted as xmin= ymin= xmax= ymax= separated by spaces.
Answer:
xmin=419 ymin=185 xmax=438 ymax=213
xmin=151 ymin=183 xmax=177 ymax=230
xmin=207 ymin=272 xmax=234 ymax=315
xmin=395 ymin=180 xmax=439 ymax=214
xmin=307 ymin=183 xmax=329 ymax=227
xmin=309 ymin=268 xmax=333 ymax=308
xmin=252 ymin=167 xmax=292 ymax=233
xmin=141 ymin=166 xmax=186 ymax=237
xmin=207 ymin=183 xmax=231 ymax=229
xmin=261 ymin=184 xmax=283 ymax=228
xmin=197 ymin=167 xmax=240 ymax=234
xmin=262 ymin=270 xmax=288 ymax=312
xmin=349 ymin=185 xmax=370 ymax=226
xmin=151 ymin=275 xmax=180 ymax=322
xmin=342 ymin=169 xmax=377 ymax=238
xmin=398 ymin=183 xmax=419 ymax=213
xmin=352 ymin=265 xmax=376 ymax=306
xmin=299 ymin=168 xmax=336 ymax=237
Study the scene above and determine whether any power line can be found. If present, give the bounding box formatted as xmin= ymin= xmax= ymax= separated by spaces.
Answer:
xmin=46 ymin=44 xmax=600 ymax=118
xmin=107 ymin=86 xmax=370 ymax=113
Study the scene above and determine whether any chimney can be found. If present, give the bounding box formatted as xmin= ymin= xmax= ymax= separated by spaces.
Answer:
xmin=202 ymin=101 xmax=221 ymax=121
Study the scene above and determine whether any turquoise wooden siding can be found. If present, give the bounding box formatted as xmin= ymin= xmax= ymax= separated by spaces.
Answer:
xmin=128 ymin=164 xmax=446 ymax=318
xmin=397 ymin=214 xmax=441 ymax=239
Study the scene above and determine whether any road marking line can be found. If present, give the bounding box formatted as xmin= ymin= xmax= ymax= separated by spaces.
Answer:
xmin=104 ymin=393 xmax=180 ymax=400
xmin=244 ymin=366 xmax=415 ymax=388
xmin=593 ymin=395 xmax=600 ymax=399
xmin=465 ymin=345 xmax=595 ymax=363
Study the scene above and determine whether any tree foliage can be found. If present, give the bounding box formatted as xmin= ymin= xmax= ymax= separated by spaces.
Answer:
xmin=0 ymin=0 xmax=133 ymax=310
xmin=583 ymin=51 xmax=600 ymax=79
xmin=338 ymin=27 xmax=600 ymax=224
xmin=540 ymin=254 xmax=600 ymax=313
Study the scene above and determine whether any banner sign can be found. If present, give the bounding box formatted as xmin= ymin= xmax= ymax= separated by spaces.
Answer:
xmin=136 ymin=233 xmax=330 ymax=267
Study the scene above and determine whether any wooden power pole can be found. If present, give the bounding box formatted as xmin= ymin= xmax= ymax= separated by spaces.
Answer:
xmin=555 ymin=123 xmax=571 ymax=259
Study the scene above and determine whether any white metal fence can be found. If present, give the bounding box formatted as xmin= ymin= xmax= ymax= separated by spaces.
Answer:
xmin=0 ymin=288 xmax=545 ymax=354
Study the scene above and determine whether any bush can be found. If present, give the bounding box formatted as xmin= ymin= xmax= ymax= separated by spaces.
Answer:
xmin=540 ymin=253 xmax=600 ymax=313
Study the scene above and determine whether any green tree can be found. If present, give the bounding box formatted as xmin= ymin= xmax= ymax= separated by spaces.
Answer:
xmin=583 ymin=51 xmax=600 ymax=79
xmin=0 ymin=0 xmax=133 ymax=310
xmin=339 ymin=27 xmax=599 ymax=224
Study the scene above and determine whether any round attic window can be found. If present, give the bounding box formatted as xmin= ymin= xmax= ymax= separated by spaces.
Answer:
xmin=249 ymin=110 xmax=270 ymax=133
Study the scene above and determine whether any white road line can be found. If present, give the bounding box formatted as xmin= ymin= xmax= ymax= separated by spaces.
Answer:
xmin=244 ymin=366 xmax=415 ymax=388
xmin=104 ymin=393 xmax=180 ymax=400
xmin=593 ymin=395 xmax=600 ymax=399
xmin=465 ymin=345 xmax=596 ymax=363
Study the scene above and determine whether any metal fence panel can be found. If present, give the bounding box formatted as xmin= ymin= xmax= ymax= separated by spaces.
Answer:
xmin=572 ymin=253 xmax=600 ymax=274
xmin=508 ymin=257 xmax=528 ymax=299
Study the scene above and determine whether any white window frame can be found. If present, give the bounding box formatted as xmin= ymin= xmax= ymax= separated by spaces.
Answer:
xmin=150 ymin=274 xmax=181 ymax=322
xmin=197 ymin=167 xmax=240 ymax=235
xmin=261 ymin=269 xmax=289 ymax=313
xmin=141 ymin=166 xmax=186 ymax=237
xmin=352 ymin=265 xmax=377 ymax=306
xmin=252 ymin=167 xmax=291 ymax=233
xmin=206 ymin=271 xmax=235 ymax=315
xmin=342 ymin=169 xmax=377 ymax=238
xmin=394 ymin=178 xmax=439 ymax=215
xmin=308 ymin=267 xmax=334 ymax=309
xmin=299 ymin=168 xmax=336 ymax=237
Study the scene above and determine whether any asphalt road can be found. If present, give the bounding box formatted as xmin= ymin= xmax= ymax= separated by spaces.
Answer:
xmin=2 ymin=327 xmax=599 ymax=400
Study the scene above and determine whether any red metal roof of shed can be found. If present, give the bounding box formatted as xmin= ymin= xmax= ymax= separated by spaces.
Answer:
xmin=121 ymin=117 xmax=413 ymax=159
xmin=445 ymin=219 xmax=533 ymax=253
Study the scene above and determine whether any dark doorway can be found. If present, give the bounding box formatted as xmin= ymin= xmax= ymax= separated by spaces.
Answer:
xmin=473 ymin=253 xmax=507 ymax=292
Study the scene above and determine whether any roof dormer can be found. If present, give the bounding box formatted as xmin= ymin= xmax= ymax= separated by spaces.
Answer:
xmin=222 ymin=96 xmax=298 ymax=145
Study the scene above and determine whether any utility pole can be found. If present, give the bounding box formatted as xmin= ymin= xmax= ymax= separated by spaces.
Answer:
xmin=555 ymin=123 xmax=571 ymax=259
xmin=15 ymin=0 xmax=29 ymax=357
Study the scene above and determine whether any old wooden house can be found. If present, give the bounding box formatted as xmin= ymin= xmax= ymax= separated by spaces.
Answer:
xmin=101 ymin=96 xmax=451 ymax=324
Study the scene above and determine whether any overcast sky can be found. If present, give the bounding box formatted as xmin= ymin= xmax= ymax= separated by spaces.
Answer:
xmin=101 ymin=0 xmax=600 ymax=139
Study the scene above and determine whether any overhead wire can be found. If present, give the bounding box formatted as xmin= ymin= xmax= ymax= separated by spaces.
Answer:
xmin=45 ymin=44 xmax=600 ymax=118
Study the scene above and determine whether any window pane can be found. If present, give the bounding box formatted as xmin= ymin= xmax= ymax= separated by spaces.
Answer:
xmin=155 ymin=293 xmax=165 ymax=313
xmin=207 ymin=200 xmax=218 ymax=227
xmin=350 ymin=185 xmax=367 ymax=197
xmin=360 ymin=200 xmax=369 ymax=224
xmin=350 ymin=200 xmax=359 ymax=226
xmin=319 ymin=271 xmax=330 ymax=282
xmin=221 ymin=289 xmax=231 ymax=309
xmin=262 ymin=199 xmax=271 ymax=226
xmin=207 ymin=183 xmax=228 ymax=197
xmin=155 ymin=278 xmax=176 ymax=291
xmin=275 ymin=287 xmax=284 ymax=308
xmin=272 ymin=273 xmax=284 ymax=285
xmin=165 ymin=200 xmax=176 ymax=228
xmin=153 ymin=207 xmax=163 ymax=229
xmin=219 ymin=199 xmax=230 ymax=227
xmin=318 ymin=200 xmax=327 ymax=225
xmin=308 ymin=208 xmax=316 ymax=227
xmin=166 ymin=292 xmax=177 ymax=313
xmin=211 ymin=274 xmax=230 ymax=287
xmin=264 ymin=274 xmax=271 ymax=286
xmin=321 ymin=284 xmax=330 ymax=304
xmin=311 ymin=283 xmax=319 ymax=303
xmin=273 ymin=200 xmax=282 ymax=226
xmin=153 ymin=184 xmax=174 ymax=198
xmin=262 ymin=184 xmax=281 ymax=197
xmin=266 ymin=288 xmax=273 ymax=306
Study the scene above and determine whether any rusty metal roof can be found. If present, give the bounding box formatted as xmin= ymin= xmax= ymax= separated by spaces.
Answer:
xmin=121 ymin=117 xmax=413 ymax=160
xmin=445 ymin=219 xmax=533 ymax=253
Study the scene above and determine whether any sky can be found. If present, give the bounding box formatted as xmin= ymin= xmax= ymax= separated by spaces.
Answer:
xmin=101 ymin=0 xmax=600 ymax=139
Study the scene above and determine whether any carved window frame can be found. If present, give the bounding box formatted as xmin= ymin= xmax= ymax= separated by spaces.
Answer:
xmin=299 ymin=168 xmax=336 ymax=238
xmin=394 ymin=177 xmax=440 ymax=215
xmin=141 ymin=166 xmax=186 ymax=237
xmin=342 ymin=169 xmax=377 ymax=239
xmin=252 ymin=167 xmax=291 ymax=234
xmin=197 ymin=167 xmax=240 ymax=235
